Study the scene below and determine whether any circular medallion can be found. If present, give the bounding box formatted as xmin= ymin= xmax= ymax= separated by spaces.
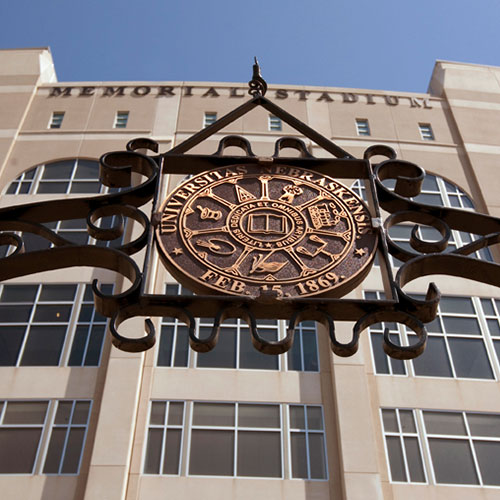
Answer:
xmin=156 ymin=165 xmax=378 ymax=298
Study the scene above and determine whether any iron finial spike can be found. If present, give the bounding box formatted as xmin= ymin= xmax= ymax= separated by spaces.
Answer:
xmin=248 ymin=56 xmax=267 ymax=97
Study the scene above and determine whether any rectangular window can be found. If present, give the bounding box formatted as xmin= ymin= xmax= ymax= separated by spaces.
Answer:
xmin=269 ymin=115 xmax=282 ymax=131
xmin=144 ymin=401 xmax=328 ymax=480
xmin=203 ymin=112 xmax=217 ymax=128
xmin=419 ymin=123 xmax=434 ymax=140
xmin=382 ymin=408 xmax=500 ymax=487
xmin=381 ymin=408 xmax=426 ymax=483
xmin=49 ymin=112 xmax=65 ymax=129
xmin=355 ymin=118 xmax=370 ymax=136
xmin=0 ymin=399 xmax=91 ymax=474
xmin=289 ymin=405 xmax=328 ymax=479
xmin=114 ymin=111 xmax=129 ymax=129
xmin=368 ymin=292 xmax=497 ymax=380
xmin=158 ymin=285 xmax=319 ymax=371
xmin=0 ymin=283 xmax=110 ymax=367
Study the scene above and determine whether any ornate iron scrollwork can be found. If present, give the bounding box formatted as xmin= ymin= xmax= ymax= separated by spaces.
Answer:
xmin=1 ymin=63 xmax=499 ymax=362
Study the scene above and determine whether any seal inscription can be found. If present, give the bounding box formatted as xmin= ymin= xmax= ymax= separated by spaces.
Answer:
xmin=156 ymin=165 xmax=378 ymax=298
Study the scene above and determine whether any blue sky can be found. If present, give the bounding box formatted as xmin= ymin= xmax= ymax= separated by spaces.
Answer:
xmin=1 ymin=0 xmax=499 ymax=93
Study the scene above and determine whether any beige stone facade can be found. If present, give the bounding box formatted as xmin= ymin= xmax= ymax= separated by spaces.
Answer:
xmin=1 ymin=47 xmax=500 ymax=500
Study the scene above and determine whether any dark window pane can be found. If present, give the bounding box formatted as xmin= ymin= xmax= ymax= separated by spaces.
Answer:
xmin=399 ymin=410 xmax=416 ymax=433
xmin=386 ymin=436 xmax=406 ymax=481
xmin=150 ymin=402 xmax=166 ymax=425
xmin=144 ymin=428 xmax=163 ymax=473
xmin=165 ymin=285 xmax=179 ymax=296
xmin=429 ymin=438 xmax=478 ymax=484
xmin=163 ymin=429 xmax=182 ymax=474
xmin=196 ymin=327 xmax=236 ymax=369
xmin=474 ymin=441 xmax=500 ymax=485
xmin=290 ymin=432 xmax=307 ymax=478
xmin=33 ymin=304 xmax=72 ymax=322
xmin=192 ymin=403 xmax=234 ymax=426
xmin=157 ymin=325 xmax=174 ymax=366
xmin=467 ymin=413 xmax=500 ymax=438
xmin=20 ymin=325 xmax=66 ymax=365
xmin=404 ymin=437 xmax=425 ymax=482
xmin=443 ymin=317 xmax=481 ymax=335
xmin=439 ymin=297 xmax=475 ymax=314
xmin=84 ymin=325 xmax=105 ymax=366
xmin=486 ymin=319 xmax=500 ymax=336
xmin=239 ymin=328 xmax=278 ymax=370
xmin=389 ymin=224 xmax=412 ymax=239
xmin=448 ymin=338 xmax=493 ymax=379
xmin=4 ymin=401 xmax=48 ymax=424
xmin=0 ymin=428 xmax=42 ymax=473
xmin=238 ymin=404 xmax=280 ymax=428
xmin=416 ymin=193 xmax=443 ymax=206
xmin=70 ymin=182 xmax=101 ymax=194
xmin=1 ymin=285 xmax=37 ymax=302
xmin=424 ymin=412 xmax=466 ymax=435
xmin=74 ymin=160 xmax=99 ymax=179
xmin=189 ymin=429 xmax=234 ymax=476
xmin=0 ymin=304 xmax=32 ymax=322
xmin=73 ymin=401 xmax=90 ymax=425
xmin=382 ymin=409 xmax=398 ymax=432
xmin=61 ymin=232 xmax=89 ymax=245
xmin=174 ymin=325 xmax=189 ymax=367
xmin=287 ymin=334 xmax=303 ymax=370
xmin=290 ymin=405 xmax=305 ymax=429
xmin=237 ymin=431 xmax=281 ymax=477
xmin=61 ymin=428 xmax=85 ymax=473
xmin=42 ymin=162 xmax=74 ymax=179
xmin=37 ymin=182 xmax=69 ymax=194
xmin=412 ymin=336 xmax=453 ymax=377
xmin=426 ymin=317 xmax=442 ymax=333
xmin=309 ymin=433 xmax=327 ymax=479
xmin=68 ymin=325 xmax=88 ymax=366
xmin=43 ymin=427 xmax=66 ymax=473
xmin=39 ymin=284 xmax=76 ymax=302
xmin=307 ymin=406 xmax=323 ymax=430
xmin=422 ymin=175 xmax=438 ymax=190
xmin=302 ymin=329 xmax=319 ymax=371
xmin=168 ymin=402 xmax=184 ymax=426
xmin=55 ymin=402 xmax=72 ymax=424
xmin=390 ymin=333 xmax=406 ymax=375
xmin=0 ymin=326 xmax=25 ymax=365
xmin=370 ymin=333 xmax=390 ymax=374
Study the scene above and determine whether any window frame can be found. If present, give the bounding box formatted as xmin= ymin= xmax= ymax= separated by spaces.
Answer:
xmin=0 ymin=283 xmax=110 ymax=367
xmin=0 ymin=399 xmax=91 ymax=476
xmin=268 ymin=115 xmax=282 ymax=132
xmin=203 ymin=112 xmax=217 ymax=128
xmin=382 ymin=407 xmax=500 ymax=488
xmin=157 ymin=284 xmax=320 ymax=373
xmin=419 ymin=123 xmax=435 ymax=141
xmin=367 ymin=292 xmax=500 ymax=381
xmin=4 ymin=159 xmax=113 ymax=196
xmin=49 ymin=112 xmax=65 ymax=129
xmin=143 ymin=400 xmax=329 ymax=481
xmin=114 ymin=111 xmax=129 ymax=129
xmin=355 ymin=118 xmax=370 ymax=136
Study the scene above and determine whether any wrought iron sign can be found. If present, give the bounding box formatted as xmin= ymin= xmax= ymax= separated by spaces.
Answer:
xmin=2 ymin=60 xmax=500 ymax=361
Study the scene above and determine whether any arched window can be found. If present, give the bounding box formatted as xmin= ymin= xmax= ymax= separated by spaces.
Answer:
xmin=5 ymin=159 xmax=110 ymax=195
xmin=1 ymin=159 xmax=124 ymax=254
xmin=352 ymin=174 xmax=492 ymax=262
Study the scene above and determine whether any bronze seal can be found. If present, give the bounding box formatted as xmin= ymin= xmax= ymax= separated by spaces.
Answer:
xmin=156 ymin=165 xmax=378 ymax=298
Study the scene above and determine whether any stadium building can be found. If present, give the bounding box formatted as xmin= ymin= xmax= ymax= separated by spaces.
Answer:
xmin=1 ymin=47 xmax=500 ymax=500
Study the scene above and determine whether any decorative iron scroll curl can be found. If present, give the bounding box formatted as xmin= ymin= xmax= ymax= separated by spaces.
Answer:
xmin=0 ymin=140 xmax=160 ymax=327
xmin=368 ymin=144 xmax=500 ymax=328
